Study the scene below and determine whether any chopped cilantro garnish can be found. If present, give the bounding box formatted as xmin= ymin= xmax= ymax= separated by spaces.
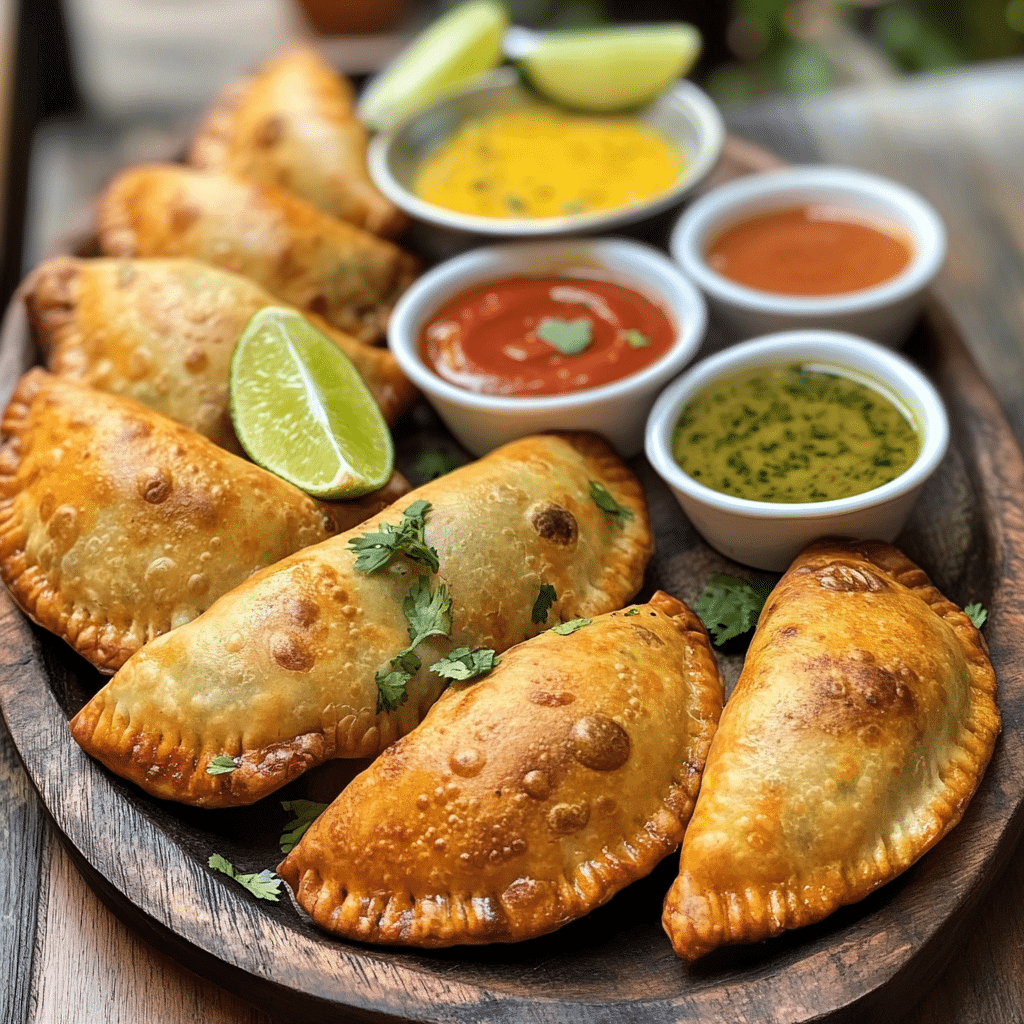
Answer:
xmin=537 ymin=317 xmax=592 ymax=355
xmin=348 ymin=500 xmax=439 ymax=573
xmin=623 ymin=328 xmax=651 ymax=348
xmin=551 ymin=617 xmax=591 ymax=635
xmin=208 ymin=854 xmax=281 ymax=901
xmin=964 ymin=602 xmax=988 ymax=629
xmin=206 ymin=754 xmax=238 ymax=776
xmin=694 ymin=574 xmax=775 ymax=646
xmin=588 ymin=480 xmax=634 ymax=529
xmin=624 ymin=608 xmax=640 ymax=616
xmin=532 ymin=583 xmax=557 ymax=624
xmin=414 ymin=449 xmax=462 ymax=481
xmin=376 ymin=650 xmax=421 ymax=713
xmin=431 ymin=646 xmax=500 ymax=681
xmin=279 ymin=799 xmax=329 ymax=854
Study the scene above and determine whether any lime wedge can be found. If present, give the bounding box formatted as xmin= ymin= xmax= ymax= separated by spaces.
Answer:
xmin=358 ymin=0 xmax=509 ymax=132
xmin=516 ymin=23 xmax=702 ymax=112
xmin=230 ymin=307 xmax=394 ymax=499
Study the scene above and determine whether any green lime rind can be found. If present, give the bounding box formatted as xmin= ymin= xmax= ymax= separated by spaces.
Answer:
xmin=358 ymin=0 xmax=509 ymax=132
xmin=230 ymin=307 xmax=394 ymax=500
xmin=516 ymin=23 xmax=702 ymax=113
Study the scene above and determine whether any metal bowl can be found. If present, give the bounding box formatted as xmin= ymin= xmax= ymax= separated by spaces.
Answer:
xmin=367 ymin=67 xmax=725 ymax=261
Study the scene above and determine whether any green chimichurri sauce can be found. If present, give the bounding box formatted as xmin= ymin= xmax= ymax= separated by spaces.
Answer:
xmin=671 ymin=362 xmax=920 ymax=503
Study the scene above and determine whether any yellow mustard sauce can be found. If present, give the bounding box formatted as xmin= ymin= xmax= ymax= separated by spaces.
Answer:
xmin=412 ymin=106 xmax=684 ymax=219
xmin=671 ymin=363 xmax=921 ymax=503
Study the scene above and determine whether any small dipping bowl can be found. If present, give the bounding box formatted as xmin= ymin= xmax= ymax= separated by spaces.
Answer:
xmin=388 ymin=237 xmax=708 ymax=458
xmin=669 ymin=166 xmax=947 ymax=347
xmin=644 ymin=329 xmax=949 ymax=571
xmin=369 ymin=67 xmax=725 ymax=261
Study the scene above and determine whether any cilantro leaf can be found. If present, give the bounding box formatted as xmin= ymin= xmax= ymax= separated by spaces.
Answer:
xmin=206 ymin=754 xmax=238 ymax=775
xmin=588 ymin=480 xmax=634 ymax=529
xmin=375 ymin=649 xmax=421 ymax=713
xmin=279 ymin=799 xmax=329 ymax=854
xmin=694 ymin=574 xmax=775 ymax=646
xmin=431 ymin=646 xmax=500 ymax=681
xmin=208 ymin=854 xmax=282 ymax=902
xmin=551 ymin=617 xmax=591 ymax=635
xmin=964 ymin=602 xmax=988 ymax=629
xmin=623 ymin=328 xmax=651 ymax=348
xmin=414 ymin=449 xmax=462 ymax=481
xmin=537 ymin=317 xmax=592 ymax=355
xmin=404 ymin=576 xmax=453 ymax=648
xmin=624 ymin=608 xmax=640 ymax=616
xmin=532 ymin=583 xmax=557 ymax=624
xmin=348 ymin=500 xmax=439 ymax=573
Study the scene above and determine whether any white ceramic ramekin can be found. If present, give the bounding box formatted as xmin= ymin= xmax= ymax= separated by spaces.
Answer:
xmin=388 ymin=237 xmax=708 ymax=458
xmin=644 ymin=329 xmax=950 ymax=571
xmin=669 ymin=166 xmax=947 ymax=348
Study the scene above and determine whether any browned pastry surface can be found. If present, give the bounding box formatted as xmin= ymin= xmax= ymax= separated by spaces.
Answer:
xmin=0 ymin=369 xmax=407 ymax=673
xmin=662 ymin=538 xmax=1001 ymax=961
xmin=190 ymin=45 xmax=406 ymax=237
xmin=69 ymin=432 xmax=653 ymax=806
xmin=279 ymin=591 xmax=723 ymax=947
xmin=95 ymin=164 xmax=419 ymax=343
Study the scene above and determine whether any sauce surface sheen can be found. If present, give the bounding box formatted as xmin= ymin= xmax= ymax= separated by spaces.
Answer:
xmin=706 ymin=204 xmax=914 ymax=296
xmin=413 ymin=106 xmax=683 ymax=219
xmin=420 ymin=275 xmax=676 ymax=397
xmin=672 ymin=362 xmax=920 ymax=503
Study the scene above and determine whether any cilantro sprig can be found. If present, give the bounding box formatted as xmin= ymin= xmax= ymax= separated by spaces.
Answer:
xmin=206 ymin=754 xmax=238 ymax=776
xmin=589 ymin=480 xmax=634 ymax=529
xmin=208 ymin=854 xmax=281 ymax=902
xmin=532 ymin=583 xmax=557 ymax=624
xmin=964 ymin=602 xmax=988 ymax=629
xmin=551 ymin=617 xmax=591 ymax=636
xmin=431 ymin=647 xmax=499 ymax=681
xmin=348 ymin=500 xmax=439 ymax=573
xmin=279 ymin=799 xmax=329 ymax=854
xmin=694 ymin=574 xmax=775 ymax=646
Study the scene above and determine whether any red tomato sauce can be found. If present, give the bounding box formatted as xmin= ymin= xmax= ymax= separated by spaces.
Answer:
xmin=419 ymin=275 xmax=676 ymax=397
xmin=706 ymin=204 xmax=914 ymax=296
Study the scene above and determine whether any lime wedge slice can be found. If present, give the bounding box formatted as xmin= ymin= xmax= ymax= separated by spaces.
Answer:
xmin=516 ymin=23 xmax=702 ymax=112
xmin=230 ymin=307 xmax=394 ymax=499
xmin=358 ymin=0 xmax=509 ymax=132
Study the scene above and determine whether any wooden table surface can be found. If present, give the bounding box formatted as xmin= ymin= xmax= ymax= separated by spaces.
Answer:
xmin=3 ymin=54 xmax=1024 ymax=1024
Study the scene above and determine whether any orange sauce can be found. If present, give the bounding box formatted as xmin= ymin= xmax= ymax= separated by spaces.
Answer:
xmin=420 ymin=275 xmax=675 ymax=397
xmin=706 ymin=204 xmax=914 ymax=296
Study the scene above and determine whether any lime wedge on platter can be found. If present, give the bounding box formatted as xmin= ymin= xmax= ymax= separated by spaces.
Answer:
xmin=514 ymin=23 xmax=702 ymax=112
xmin=230 ymin=307 xmax=394 ymax=500
xmin=358 ymin=0 xmax=510 ymax=132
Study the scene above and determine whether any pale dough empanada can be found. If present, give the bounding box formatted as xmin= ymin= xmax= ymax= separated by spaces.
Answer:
xmin=662 ymin=539 xmax=1000 ymax=961
xmin=190 ymin=45 xmax=405 ymax=237
xmin=95 ymin=165 xmax=419 ymax=343
xmin=70 ymin=432 xmax=652 ymax=806
xmin=0 ymin=370 xmax=408 ymax=673
xmin=23 ymin=256 xmax=417 ymax=453
xmin=278 ymin=591 xmax=723 ymax=946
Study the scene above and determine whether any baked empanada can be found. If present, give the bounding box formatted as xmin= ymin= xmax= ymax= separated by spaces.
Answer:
xmin=70 ymin=432 xmax=652 ymax=806
xmin=0 ymin=370 xmax=408 ymax=673
xmin=662 ymin=539 xmax=1000 ymax=961
xmin=22 ymin=256 xmax=417 ymax=454
xmin=278 ymin=591 xmax=723 ymax=946
xmin=190 ymin=45 xmax=405 ymax=237
xmin=95 ymin=165 xmax=419 ymax=343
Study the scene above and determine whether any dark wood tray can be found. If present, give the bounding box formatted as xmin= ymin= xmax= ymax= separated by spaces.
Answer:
xmin=2 ymin=136 xmax=1024 ymax=1024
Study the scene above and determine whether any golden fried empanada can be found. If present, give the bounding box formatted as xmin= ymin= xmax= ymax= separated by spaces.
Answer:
xmin=23 ymin=256 xmax=417 ymax=454
xmin=0 ymin=370 xmax=408 ymax=673
xmin=190 ymin=45 xmax=405 ymax=237
xmin=662 ymin=539 xmax=1000 ymax=961
xmin=278 ymin=591 xmax=723 ymax=946
xmin=95 ymin=165 xmax=419 ymax=343
xmin=70 ymin=432 xmax=652 ymax=806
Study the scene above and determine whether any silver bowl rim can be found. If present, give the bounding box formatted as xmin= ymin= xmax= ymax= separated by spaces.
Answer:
xmin=366 ymin=67 xmax=726 ymax=238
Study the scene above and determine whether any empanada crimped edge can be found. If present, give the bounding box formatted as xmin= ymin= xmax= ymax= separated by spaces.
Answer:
xmin=662 ymin=538 xmax=1001 ymax=962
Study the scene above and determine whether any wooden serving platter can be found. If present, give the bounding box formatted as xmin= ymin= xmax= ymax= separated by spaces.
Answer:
xmin=2 ymin=136 xmax=1024 ymax=1024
